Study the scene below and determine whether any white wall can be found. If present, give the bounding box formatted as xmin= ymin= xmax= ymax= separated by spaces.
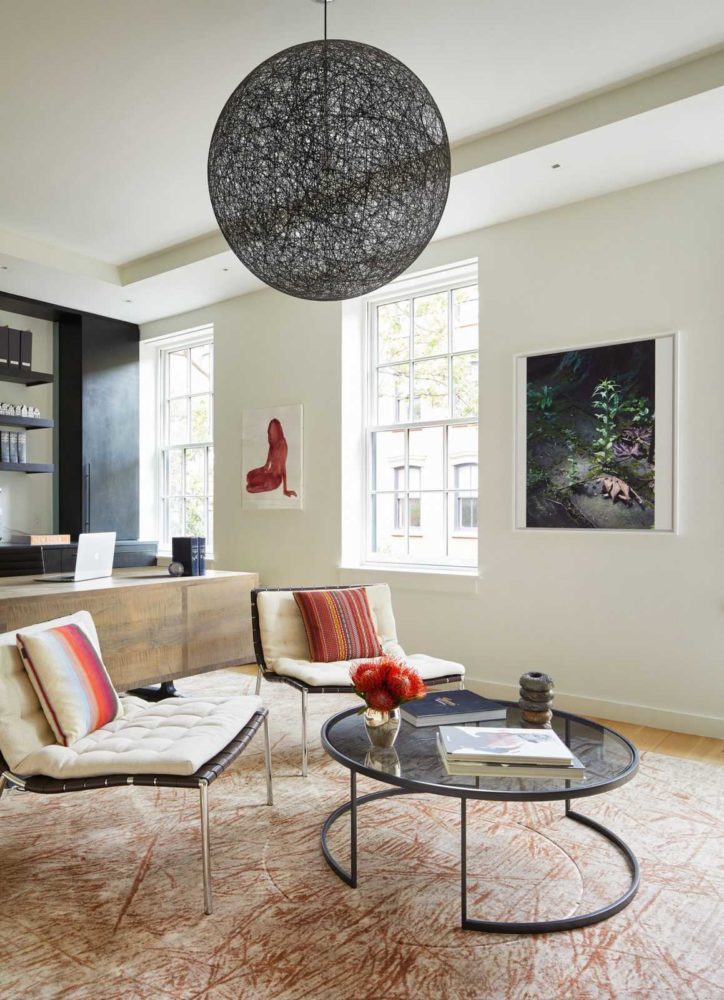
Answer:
xmin=141 ymin=163 xmax=724 ymax=737
xmin=0 ymin=310 xmax=54 ymax=538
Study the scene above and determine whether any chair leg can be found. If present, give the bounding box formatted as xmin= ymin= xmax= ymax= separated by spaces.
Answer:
xmin=199 ymin=781 xmax=213 ymax=915
xmin=0 ymin=773 xmax=7 ymax=800
xmin=254 ymin=665 xmax=263 ymax=696
xmin=301 ymin=689 xmax=308 ymax=777
xmin=263 ymin=715 xmax=274 ymax=806
xmin=460 ymin=677 xmax=465 ymax=690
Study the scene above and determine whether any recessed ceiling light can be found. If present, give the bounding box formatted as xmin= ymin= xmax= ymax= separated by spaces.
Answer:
xmin=0 ymin=265 xmax=8 ymax=270
xmin=124 ymin=298 xmax=132 ymax=303
xmin=551 ymin=163 xmax=561 ymax=169
xmin=222 ymin=267 xmax=229 ymax=272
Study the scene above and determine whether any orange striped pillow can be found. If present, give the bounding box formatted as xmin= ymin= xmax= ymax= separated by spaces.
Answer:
xmin=293 ymin=588 xmax=383 ymax=663
xmin=17 ymin=623 xmax=121 ymax=746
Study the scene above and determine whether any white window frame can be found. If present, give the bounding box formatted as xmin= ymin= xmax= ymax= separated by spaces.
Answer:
xmin=363 ymin=262 xmax=479 ymax=570
xmin=140 ymin=325 xmax=214 ymax=557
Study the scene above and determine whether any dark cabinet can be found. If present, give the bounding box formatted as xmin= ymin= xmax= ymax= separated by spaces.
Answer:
xmin=57 ymin=313 xmax=140 ymax=539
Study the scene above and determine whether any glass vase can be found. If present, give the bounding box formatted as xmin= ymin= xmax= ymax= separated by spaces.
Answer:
xmin=363 ymin=707 xmax=401 ymax=748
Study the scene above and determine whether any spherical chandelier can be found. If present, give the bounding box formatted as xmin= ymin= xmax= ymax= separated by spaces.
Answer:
xmin=207 ymin=0 xmax=450 ymax=301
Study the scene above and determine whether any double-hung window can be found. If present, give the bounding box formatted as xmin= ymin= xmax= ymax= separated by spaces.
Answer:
xmin=158 ymin=332 xmax=214 ymax=550
xmin=366 ymin=265 xmax=479 ymax=568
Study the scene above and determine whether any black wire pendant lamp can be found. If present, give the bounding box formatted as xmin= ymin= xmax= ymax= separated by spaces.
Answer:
xmin=207 ymin=0 xmax=451 ymax=301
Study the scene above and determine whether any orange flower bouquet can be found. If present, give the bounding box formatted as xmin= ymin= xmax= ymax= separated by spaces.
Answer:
xmin=350 ymin=657 xmax=427 ymax=747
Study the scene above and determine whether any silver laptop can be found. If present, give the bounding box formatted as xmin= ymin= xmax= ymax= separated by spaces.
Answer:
xmin=39 ymin=532 xmax=116 ymax=583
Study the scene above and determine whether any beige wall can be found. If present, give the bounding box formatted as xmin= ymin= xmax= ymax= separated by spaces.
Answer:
xmin=141 ymin=163 xmax=724 ymax=737
xmin=0 ymin=311 xmax=54 ymax=539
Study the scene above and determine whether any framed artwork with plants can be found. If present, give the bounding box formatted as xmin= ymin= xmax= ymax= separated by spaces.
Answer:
xmin=515 ymin=334 xmax=676 ymax=531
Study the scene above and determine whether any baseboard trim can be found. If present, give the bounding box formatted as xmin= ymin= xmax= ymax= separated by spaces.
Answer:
xmin=467 ymin=678 xmax=723 ymax=739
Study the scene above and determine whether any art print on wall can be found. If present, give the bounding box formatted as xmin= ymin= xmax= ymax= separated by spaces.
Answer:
xmin=242 ymin=404 xmax=303 ymax=510
xmin=515 ymin=334 xmax=676 ymax=531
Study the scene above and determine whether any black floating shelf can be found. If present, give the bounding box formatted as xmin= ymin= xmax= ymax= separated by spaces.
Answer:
xmin=0 ymin=462 xmax=54 ymax=474
xmin=0 ymin=366 xmax=54 ymax=387
xmin=0 ymin=415 xmax=54 ymax=430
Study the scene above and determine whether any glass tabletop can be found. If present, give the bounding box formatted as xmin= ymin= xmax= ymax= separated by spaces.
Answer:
xmin=321 ymin=703 xmax=639 ymax=802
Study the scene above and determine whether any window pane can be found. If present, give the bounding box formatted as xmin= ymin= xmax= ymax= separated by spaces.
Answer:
xmin=169 ymin=398 xmax=188 ymax=445
xmin=448 ymin=491 xmax=478 ymax=564
xmin=168 ymin=350 xmax=188 ymax=397
xmin=408 ymin=491 xmax=445 ymax=562
xmin=413 ymin=357 xmax=449 ymax=420
xmin=409 ymin=426 xmax=443 ymax=489
xmin=168 ymin=498 xmax=183 ymax=539
xmin=372 ymin=430 xmax=404 ymax=492
xmin=167 ymin=449 xmax=183 ymax=496
xmin=452 ymin=286 xmax=478 ymax=352
xmin=372 ymin=493 xmax=407 ymax=558
xmin=409 ymin=495 xmax=421 ymax=529
xmin=452 ymin=353 xmax=478 ymax=417
xmin=377 ymin=300 xmax=410 ymax=364
xmin=190 ymin=394 xmax=211 ymax=443
xmin=190 ymin=343 xmax=212 ymax=394
xmin=184 ymin=447 xmax=205 ymax=496
xmin=414 ymin=292 xmax=448 ymax=358
xmin=207 ymin=496 xmax=214 ymax=545
xmin=185 ymin=496 xmax=206 ymax=537
xmin=377 ymin=364 xmax=409 ymax=424
xmin=208 ymin=446 xmax=214 ymax=489
xmin=448 ymin=424 xmax=478 ymax=476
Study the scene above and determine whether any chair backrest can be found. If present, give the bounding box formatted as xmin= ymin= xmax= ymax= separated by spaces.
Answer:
xmin=252 ymin=584 xmax=399 ymax=672
xmin=0 ymin=610 xmax=102 ymax=772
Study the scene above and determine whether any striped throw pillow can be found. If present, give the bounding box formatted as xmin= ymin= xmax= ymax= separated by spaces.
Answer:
xmin=17 ymin=623 xmax=121 ymax=746
xmin=293 ymin=588 xmax=383 ymax=663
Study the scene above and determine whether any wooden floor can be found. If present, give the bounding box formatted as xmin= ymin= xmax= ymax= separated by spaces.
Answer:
xmin=592 ymin=717 xmax=724 ymax=766
xmin=239 ymin=665 xmax=723 ymax=767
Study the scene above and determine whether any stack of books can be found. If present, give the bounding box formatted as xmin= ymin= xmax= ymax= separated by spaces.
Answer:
xmin=401 ymin=690 xmax=507 ymax=727
xmin=437 ymin=725 xmax=585 ymax=780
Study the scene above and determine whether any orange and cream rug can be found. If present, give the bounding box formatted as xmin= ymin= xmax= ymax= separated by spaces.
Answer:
xmin=1 ymin=670 xmax=722 ymax=1000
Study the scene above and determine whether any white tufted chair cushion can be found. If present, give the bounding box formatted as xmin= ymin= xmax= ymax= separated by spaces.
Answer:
xmin=13 ymin=694 xmax=262 ymax=778
xmin=274 ymin=652 xmax=465 ymax=688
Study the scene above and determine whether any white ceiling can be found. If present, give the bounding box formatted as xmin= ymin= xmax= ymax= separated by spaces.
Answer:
xmin=0 ymin=0 xmax=723 ymax=322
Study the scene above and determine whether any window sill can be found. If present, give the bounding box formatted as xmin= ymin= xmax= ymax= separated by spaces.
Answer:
xmin=338 ymin=563 xmax=479 ymax=594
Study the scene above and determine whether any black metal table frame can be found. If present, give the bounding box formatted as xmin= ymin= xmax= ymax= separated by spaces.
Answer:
xmin=320 ymin=708 xmax=640 ymax=935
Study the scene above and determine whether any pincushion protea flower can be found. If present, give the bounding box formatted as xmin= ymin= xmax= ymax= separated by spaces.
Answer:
xmin=350 ymin=657 xmax=427 ymax=712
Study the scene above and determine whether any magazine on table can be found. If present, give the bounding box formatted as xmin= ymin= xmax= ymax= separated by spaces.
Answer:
xmin=438 ymin=725 xmax=574 ymax=765
xmin=436 ymin=735 xmax=585 ymax=779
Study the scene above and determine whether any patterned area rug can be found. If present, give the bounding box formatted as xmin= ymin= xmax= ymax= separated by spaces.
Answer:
xmin=1 ymin=670 xmax=722 ymax=1000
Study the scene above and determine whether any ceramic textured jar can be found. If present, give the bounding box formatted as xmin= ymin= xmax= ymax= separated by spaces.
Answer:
xmin=518 ymin=671 xmax=555 ymax=727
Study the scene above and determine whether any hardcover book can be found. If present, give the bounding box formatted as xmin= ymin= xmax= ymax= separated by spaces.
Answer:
xmin=437 ymin=735 xmax=585 ymax=779
xmin=1 ymin=431 xmax=9 ymax=463
xmin=8 ymin=328 xmax=20 ymax=367
xmin=8 ymin=433 xmax=18 ymax=464
xmin=401 ymin=690 xmax=506 ymax=727
xmin=0 ymin=326 xmax=8 ymax=366
xmin=439 ymin=725 xmax=574 ymax=765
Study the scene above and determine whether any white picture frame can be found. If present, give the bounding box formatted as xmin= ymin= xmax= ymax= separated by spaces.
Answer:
xmin=514 ymin=333 xmax=676 ymax=532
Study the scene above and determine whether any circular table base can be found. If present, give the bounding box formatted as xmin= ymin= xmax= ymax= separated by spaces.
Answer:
xmin=321 ymin=786 xmax=640 ymax=935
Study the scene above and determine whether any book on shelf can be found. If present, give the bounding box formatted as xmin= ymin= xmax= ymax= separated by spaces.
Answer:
xmin=0 ymin=431 xmax=9 ymax=463
xmin=17 ymin=432 xmax=27 ymax=463
xmin=438 ymin=725 xmax=574 ymax=766
xmin=437 ymin=735 xmax=585 ymax=779
xmin=8 ymin=433 xmax=18 ymax=464
xmin=401 ymin=689 xmax=507 ymax=727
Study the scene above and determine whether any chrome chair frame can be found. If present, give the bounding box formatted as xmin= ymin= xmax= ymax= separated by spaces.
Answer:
xmin=0 ymin=709 xmax=273 ymax=915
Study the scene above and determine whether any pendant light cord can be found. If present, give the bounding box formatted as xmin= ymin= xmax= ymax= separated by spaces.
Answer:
xmin=324 ymin=0 xmax=328 ymax=42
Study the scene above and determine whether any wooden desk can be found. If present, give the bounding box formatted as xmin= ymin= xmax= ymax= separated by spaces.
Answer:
xmin=0 ymin=569 xmax=258 ymax=690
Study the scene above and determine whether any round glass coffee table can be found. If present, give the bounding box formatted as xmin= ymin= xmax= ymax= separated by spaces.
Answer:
xmin=320 ymin=704 xmax=639 ymax=934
